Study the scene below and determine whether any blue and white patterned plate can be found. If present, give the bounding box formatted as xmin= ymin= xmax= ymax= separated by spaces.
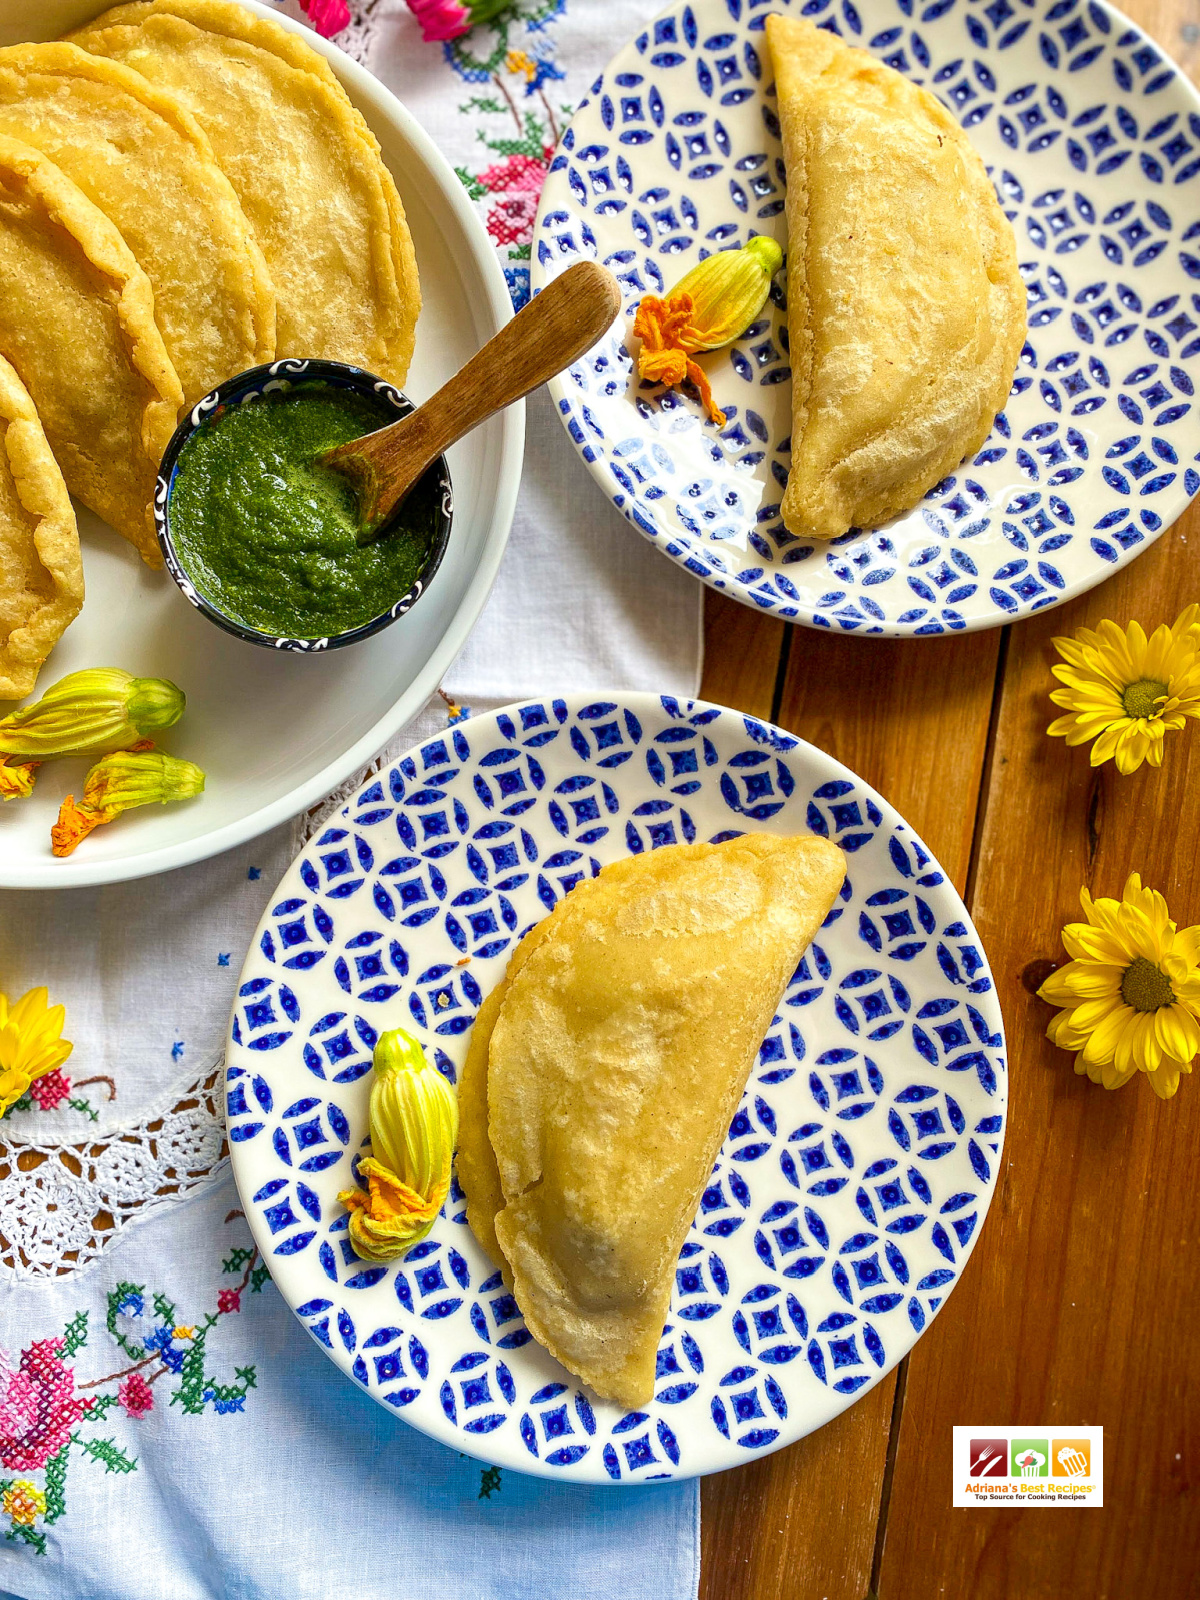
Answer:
xmin=531 ymin=0 xmax=1200 ymax=635
xmin=227 ymin=695 xmax=1006 ymax=1481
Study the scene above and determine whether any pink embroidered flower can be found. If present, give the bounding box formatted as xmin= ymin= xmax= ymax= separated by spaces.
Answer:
xmin=486 ymin=192 xmax=540 ymax=248
xmin=405 ymin=0 xmax=471 ymax=42
xmin=477 ymin=152 xmax=549 ymax=196
xmin=118 ymin=1373 xmax=154 ymax=1420
xmin=217 ymin=1289 xmax=241 ymax=1315
xmin=0 ymin=1338 xmax=88 ymax=1472
xmin=299 ymin=0 xmax=352 ymax=37
xmin=29 ymin=1069 xmax=71 ymax=1110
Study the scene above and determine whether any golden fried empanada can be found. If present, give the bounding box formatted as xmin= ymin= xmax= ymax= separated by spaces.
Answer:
xmin=0 ymin=137 xmax=181 ymax=564
xmin=0 ymin=354 xmax=82 ymax=700
xmin=71 ymin=0 xmax=420 ymax=387
xmin=462 ymin=833 xmax=845 ymax=1408
xmin=0 ymin=43 xmax=274 ymax=407
xmin=765 ymin=15 xmax=1026 ymax=540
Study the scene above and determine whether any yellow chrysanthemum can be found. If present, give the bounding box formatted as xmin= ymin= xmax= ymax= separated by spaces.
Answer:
xmin=1047 ymin=603 xmax=1200 ymax=773
xmin=1038 ymin=873 xmax=1200 ymax=1099
xmin=0 ymin=987 xmax=72 ymax=1116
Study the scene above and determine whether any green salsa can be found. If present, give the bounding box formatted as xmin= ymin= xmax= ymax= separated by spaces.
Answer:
xmin=170 ymin=385 xmax=440 ymax=639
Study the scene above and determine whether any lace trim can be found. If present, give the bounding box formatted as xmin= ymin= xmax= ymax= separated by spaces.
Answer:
xmin=337 ymin=0 xmax=389 ymax=68
xmin=0 ymin=1063 xmax=227 ymax=1282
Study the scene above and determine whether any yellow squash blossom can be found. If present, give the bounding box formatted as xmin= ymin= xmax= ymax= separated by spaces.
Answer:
xmin=338 ymin=1028 xmax=458 ymax=1261
xmin=1038 ymin=873 xmax=1200 ymax=1099
xmin=0 ymin=987 xmax=72 ymax=1116
xmin=1047 ymin=603 xmax=1200 ymax=773
xmin=0 ymin=668 xmax=185 ymax=761
xmin=0 ymin=760 xmax=38 ymax=801
xmin=52 ymin=749 xmax=205 ymax=857
xmin=634 ymin=236 xmax=783 ymax=426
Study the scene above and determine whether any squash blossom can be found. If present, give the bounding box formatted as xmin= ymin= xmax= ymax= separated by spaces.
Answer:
xmin=0 ymin=669 xmax=185 ymax=760
xmin=51 ymin=749 xmax=205 ymax=856
xmin=0 ymin=760 xmax=38 ymax=801
xmin=633 ymin=235 xmax=783 ymax=426
xmin=338 ymin=1028 xmax=459 ymax=1261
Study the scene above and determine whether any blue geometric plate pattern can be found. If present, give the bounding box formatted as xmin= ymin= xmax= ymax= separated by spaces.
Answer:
xmin=531 ymin=0 xmax=1200 ymax=634
xmin=227 ymin=696 xmax=1006 ymax=1482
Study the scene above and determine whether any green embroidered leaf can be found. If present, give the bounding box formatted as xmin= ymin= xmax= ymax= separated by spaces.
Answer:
xmin=455 ymin=166 xmax=488 ymax=201
xmin=222 ymin=1248 xmax=254 ymax=1275
xmin=77 ymin=1437 xmax=137 ymax=1474
xmin=509 ymin=243 xmax=532 ymax=261
xmin=478 ymin=1465 xmax=503 ymax=1500
xmin=249 ymin=1265 xmax=270 ymax=1293
xmin=67 ymin=1097 xmax=98 ymax=1122
xmin=81 ymin=1394 xmax=119 ymax=1423
xmin=61 ymin=1309 xmax=88 ymax=1357
xmin=43 ymin=1440 xmax=70 ymax=1524
xmin=5 ymin=1522 xmax=47 ymax=1554
xmin=460 ymin=96 xmax=506 ymax=117
xmin=152 ymin=1292 xmax=177 ymax=1326
xmin=106 ymin=1282 xmax=147 ymax=1361
xmin=171 ymin=1316 xmax=215 ymax=1415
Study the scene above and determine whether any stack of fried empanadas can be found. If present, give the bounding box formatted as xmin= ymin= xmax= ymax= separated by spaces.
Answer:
xmin=765 ymin=15 xmax=1026 ymax=541
xmin=457 ymin=833 xmax=846 ymax=1408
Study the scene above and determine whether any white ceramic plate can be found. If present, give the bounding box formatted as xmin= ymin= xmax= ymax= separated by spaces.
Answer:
xmin=228 ymin=694 xmax=1006 ymax=1482
xmin=0 ymin=0 xmax=522 ymax=889
xmin=532 ymin=0 xmax=1200 ymax=634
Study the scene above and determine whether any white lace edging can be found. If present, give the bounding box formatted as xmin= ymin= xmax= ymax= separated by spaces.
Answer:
xmin=336 ymin=0 xmax=388 ymax=68
xmin=0 ymin=1062 xmax=226 ymax=1282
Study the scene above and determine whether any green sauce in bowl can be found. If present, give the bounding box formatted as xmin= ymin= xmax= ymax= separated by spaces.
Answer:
xmin=169 ymin=386 xmax=439 ymax=640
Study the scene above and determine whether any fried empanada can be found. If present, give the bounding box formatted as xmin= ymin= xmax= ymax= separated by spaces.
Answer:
xmin=0 ymin=137 xmax=181 ymax=564
xmin=458 ymin=910 xmax=564 ymax=1275
xmin=71 ymin=0 xmax=420 ymax=387
xmin=0 ymin=354 xmax=83 ymax=700
xmin=462 ymin=833 xmax=845 ymax=1408
xmin=0 ymin=43 xmax=273 ymax=408
xmin=765 ymin=15 xmax=1026 ymax=540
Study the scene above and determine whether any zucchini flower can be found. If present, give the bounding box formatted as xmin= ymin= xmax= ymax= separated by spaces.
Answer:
xmin=51 ymin=749 xmax=205 ymax=857
xmin=0 ymin=760 xmax=38 ymax=801
xmin=0 ymin=669 xmax=185 ymax=761
xmin=633 ymin=235 xmax=783 ymax=426
xmin=338 ymin=1028 xmax=459 ymax=1261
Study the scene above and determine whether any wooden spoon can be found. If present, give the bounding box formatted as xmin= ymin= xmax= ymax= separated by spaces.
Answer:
xmin=320 ymin=260 xmax=623 ymax=544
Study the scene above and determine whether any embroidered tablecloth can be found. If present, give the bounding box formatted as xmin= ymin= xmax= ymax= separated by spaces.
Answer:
xmin=0 ymin=2 xmax=703 ymax=1594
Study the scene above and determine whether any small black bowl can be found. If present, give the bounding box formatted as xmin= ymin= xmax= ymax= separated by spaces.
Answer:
xmin=155 ymin=358 xmax=453 ymax=652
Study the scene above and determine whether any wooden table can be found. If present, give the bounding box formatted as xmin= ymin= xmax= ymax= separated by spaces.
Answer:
xmin=698 ymin=4 xmax=1200 ymax=1588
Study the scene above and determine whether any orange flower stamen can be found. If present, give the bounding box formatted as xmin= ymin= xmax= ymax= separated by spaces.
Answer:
xmin=633 ymin=293 xmax=727 ymax=426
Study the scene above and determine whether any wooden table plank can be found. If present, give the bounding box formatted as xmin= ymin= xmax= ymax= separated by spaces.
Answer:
xmin=699 ymin=612 xmax=1004 ymax=1600
xmin=877 ymin=510 xmax=1200 ymax=1595
xmin=697 ymin=9 xmax=1198 ymax=1592
xmin=699 ymin=588 xmax=789 ymax=717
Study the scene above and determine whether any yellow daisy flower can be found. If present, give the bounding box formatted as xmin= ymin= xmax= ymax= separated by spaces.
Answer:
xmin=0 ymin=987 xmax=72 ymax=1116
xmin=1047 ymin=603 xmax=1200 ymax=773
xmin=1038 ymin=873 xmax=1200 ymax=1099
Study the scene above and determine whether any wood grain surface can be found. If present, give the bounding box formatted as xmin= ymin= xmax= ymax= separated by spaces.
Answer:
xmin=697 ymin=5 xmax=1200 ymax=1590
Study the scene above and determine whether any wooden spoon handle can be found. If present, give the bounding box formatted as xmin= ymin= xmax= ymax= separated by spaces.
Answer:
xmin=330 ymin=260 xmax=623 ymax=537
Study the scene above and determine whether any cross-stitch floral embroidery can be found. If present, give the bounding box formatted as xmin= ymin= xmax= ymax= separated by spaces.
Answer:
xmin=0 ymin=1216 xmax=268 ymax=1555
xmin=448 ymin=0 xmax=570 ymax=308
